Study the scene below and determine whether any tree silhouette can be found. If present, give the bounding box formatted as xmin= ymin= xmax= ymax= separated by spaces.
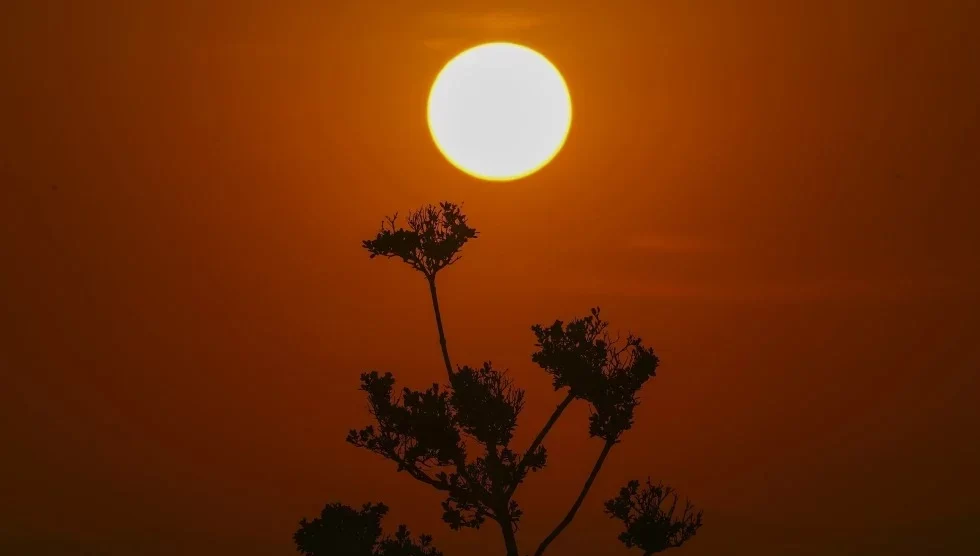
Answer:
xmin=362 ymin=201 xmax=476 ymax=379
xmin=296 ymin=202 xmax=703 ymax=555
xmin=604 ymin=480 xmax=703 ymax=555
xmin=294 ymin=502 xmax=443 ymax=556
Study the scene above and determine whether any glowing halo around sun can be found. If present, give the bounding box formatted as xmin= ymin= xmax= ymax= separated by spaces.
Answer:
xmin=427 ymin=42 xmax=572 ymax=182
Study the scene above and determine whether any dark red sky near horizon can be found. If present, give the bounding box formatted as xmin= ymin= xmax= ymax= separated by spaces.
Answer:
xmin=2 ymin=1 xmax=979 ymax=555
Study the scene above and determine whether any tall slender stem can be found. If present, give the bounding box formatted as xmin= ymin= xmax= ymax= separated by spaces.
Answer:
xmin=498 ymin=516 xmax=520 ymax=556
xmin=506 ymin=392 xmax=575 ymax=499
xmin=533 ymin=439 xmax=616 ymax=556
xmin=426 ymin=275 xmax=454 ymax=379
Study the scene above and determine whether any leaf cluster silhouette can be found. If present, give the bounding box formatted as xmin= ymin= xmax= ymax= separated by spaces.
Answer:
xmin=294 ymin=502 xmax=442 ymax=556
xmin=604 ymin=479 xmax=703 ymax=555
xmin=362 ymin=201 xmax=477 ymax=280
xmin=296 ymin=202 xmax=703 ymax=555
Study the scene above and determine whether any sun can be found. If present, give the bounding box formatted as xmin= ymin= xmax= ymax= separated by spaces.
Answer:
xmin=427 ymin=42 xmax=572 ymax=182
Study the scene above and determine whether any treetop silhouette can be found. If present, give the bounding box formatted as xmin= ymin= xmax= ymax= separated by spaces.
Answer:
xmin=362 ymin=201 xmax=477 ymax=281
xmin=362 ymin=201 xmax=477 ymax=378
xmin=297 ymin=202 xmax=703 ymax=555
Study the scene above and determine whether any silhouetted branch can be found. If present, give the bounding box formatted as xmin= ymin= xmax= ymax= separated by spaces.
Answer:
xmin=347 ymin=370 xmax=511 ymax=531
xmin=427 ymin=277 xmax=454 ymax=378
xmin=505 ymin=392 xmax=573 ymax=498
xmin=518 ymin=309 xmax=662 ymax=552
xmin=532 ymin=308 xmax=659 ymax=442
xmin=533 ymin=438 xmax=616 ymax=556
xmin=496 ymin=515 xmax=520 ymax=556
xmin=363 ymin=202 xmax=477 ymax=381
xmin=445 ymin=363 xmax=529 ymax=534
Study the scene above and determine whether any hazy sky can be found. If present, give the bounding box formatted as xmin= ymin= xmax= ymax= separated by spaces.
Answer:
xmin=2 ymin=1 xmax=979 ymax=555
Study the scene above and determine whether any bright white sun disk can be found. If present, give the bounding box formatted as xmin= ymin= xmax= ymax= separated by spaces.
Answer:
xmin=427 ymin=42 xmax=572 ymax=182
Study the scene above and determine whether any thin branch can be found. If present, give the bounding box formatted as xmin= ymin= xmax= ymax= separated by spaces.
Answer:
xmin=427 ymin=276 xmax=454 ymax=380
xmin=406 ymin=467 xmax=447 ymax=491
xmin=506 ymin=392 xmax=575 ymax=499
xmin=385 ymin=451 xmax=450 ymax=492
xmin=386 ymin=447 xmax=495 ymax=516
xmin=455 ymin=459 xmax=491 ymax=503
xmin=533 ymin=439 xmax=616 ymax=556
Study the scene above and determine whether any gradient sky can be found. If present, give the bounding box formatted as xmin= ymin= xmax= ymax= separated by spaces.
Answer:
xmin=2 ymin=1 xmax=979 ymax=555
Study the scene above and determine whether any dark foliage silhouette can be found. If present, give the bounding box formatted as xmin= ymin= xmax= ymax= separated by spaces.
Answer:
xmin=362 ymin=201 xmax=477 ymax=378
xmin=295 ymin=502 xmax=443 ymax=556
xmin=296 ymin=202 xmax=703 ymax=555
xmin=604 ymin=479 xmax=703 ymax=554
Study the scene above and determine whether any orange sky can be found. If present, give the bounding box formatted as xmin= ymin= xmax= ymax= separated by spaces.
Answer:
xmin=2 ymin=1 xmax=979 ymax=554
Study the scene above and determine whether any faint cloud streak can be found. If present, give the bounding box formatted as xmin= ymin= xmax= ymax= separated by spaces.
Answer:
xmin=419 ymin=9 xmax=547 ymax=50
